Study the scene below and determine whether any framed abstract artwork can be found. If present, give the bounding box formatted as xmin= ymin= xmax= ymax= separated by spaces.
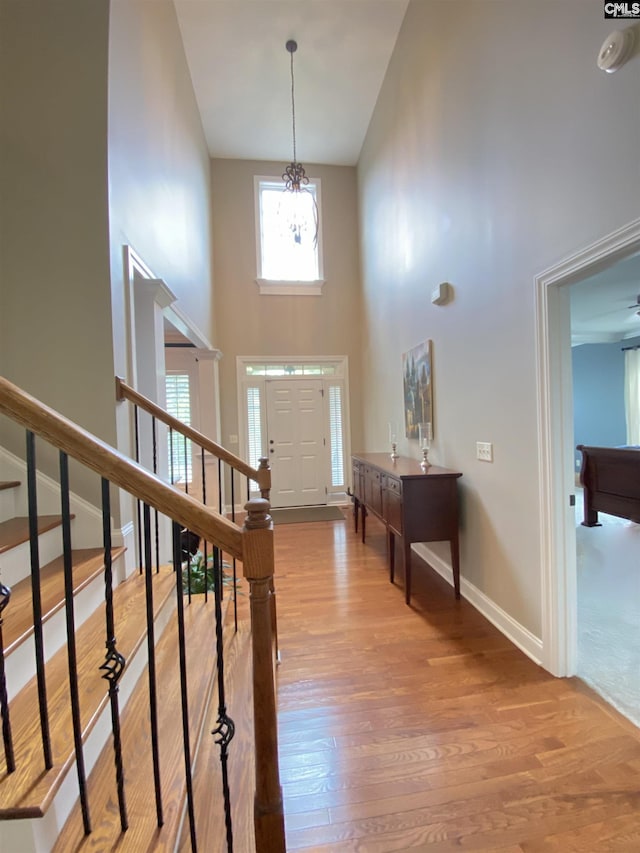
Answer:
xmin=403 ymin=340 xmax=433 ymax=439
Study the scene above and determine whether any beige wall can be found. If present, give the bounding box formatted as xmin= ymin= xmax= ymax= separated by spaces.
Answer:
xmin=0 ymin=0 xmax=113 ymax=456
xmin=211 ymin=159 xmax=363 ymax=453
xmin=1 ymin=0 xmax=214 ymax=510
xmin=108 ymin=0 xmax=214 ymax=382
xmin=358 ymin=0 xmax=640 ymax=637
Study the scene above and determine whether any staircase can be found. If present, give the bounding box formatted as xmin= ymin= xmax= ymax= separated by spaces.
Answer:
xmin=0 ymin=378 xmax=285 ymax=852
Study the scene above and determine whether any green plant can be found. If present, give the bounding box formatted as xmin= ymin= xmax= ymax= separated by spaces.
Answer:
xmin=181 ymin=551 xmax=242 ymax=597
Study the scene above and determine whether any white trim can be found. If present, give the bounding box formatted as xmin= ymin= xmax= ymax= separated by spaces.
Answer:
xmin=113 ymin=520 xmax=137 ymax=580
xmin=413 ymin=543 xmax=544 ymax=665
xmin=164 ymin=301 xmax=215 ymax=351
xmin=122 ymin=245 xmax=160 ymax=389
xmin=256 ymin=278 xmax=325 ymax=296
xmin=535 ymin=218 xmax=640 ymax=677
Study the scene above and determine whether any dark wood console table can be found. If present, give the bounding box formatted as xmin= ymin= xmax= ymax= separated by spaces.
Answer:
xmin=351 ymin=453 xmax=462 ymax=605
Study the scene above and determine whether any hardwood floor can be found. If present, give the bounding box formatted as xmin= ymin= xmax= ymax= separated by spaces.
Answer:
xmin=263 ymin=509 xmax=640 ymax=851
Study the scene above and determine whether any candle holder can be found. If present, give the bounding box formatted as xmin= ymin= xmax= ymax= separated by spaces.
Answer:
xmin=388 ymin=422 xmax=399 ymax=460
xmin=418 ymin=422 xmax=432 ymax=470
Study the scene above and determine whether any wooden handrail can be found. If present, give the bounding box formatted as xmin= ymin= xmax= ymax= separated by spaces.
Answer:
xmin=0 ymin=377 xmax=243 ymax=559
xmin=115 ymin=376 xmax=271 ymax=495
xmin=0 ymin=375 xmax=285 ymax=852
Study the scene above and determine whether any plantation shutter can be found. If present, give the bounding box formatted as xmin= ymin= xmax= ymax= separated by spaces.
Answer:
xmin=165 ymin=373 xmax=192 ymax=482
xmin=246 ymin=386 xmax=263 ymax=470
xmin=328 ymin=384 xmax=345 ymax=488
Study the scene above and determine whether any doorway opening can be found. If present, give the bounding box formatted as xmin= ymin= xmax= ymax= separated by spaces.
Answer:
xmin=535 ymin=217 xmax=640 ymax=681
xmin=237 ymin=356 xmax=351 ymax=510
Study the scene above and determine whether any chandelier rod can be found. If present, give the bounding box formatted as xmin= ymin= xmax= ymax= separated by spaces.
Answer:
xmin=286 ymin=39 xmax=298 ymax=165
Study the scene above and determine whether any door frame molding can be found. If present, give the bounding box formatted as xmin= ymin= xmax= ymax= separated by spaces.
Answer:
xmin=535 ymin=217 xmax=640 ymax=676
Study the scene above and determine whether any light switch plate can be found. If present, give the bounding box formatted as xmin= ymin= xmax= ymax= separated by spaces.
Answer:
xmin=476 ymin=441 xmax=493 ymax=462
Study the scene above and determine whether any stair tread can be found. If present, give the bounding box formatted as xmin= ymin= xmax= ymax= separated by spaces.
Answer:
xmin=0 ymin=515 xmax=73 ymax=554
xmin=179 ymin=608 xmax=255 ymax=852
xmin=0 ymin=481 xmax=20 ymax=492
xmin=0 ymin=566 xmax=177 ymax=817
xmin=54 ymin=592 xmax=222 ymax=851
xmin=3 ymin=547 xmax=126 ymax=655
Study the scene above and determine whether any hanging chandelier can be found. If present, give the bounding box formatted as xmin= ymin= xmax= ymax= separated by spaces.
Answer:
xmin=281 ymin=39 xmax=318 ymax=245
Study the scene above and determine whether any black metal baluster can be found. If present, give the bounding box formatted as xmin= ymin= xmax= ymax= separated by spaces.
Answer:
xmin=185 ymin=522 xmax=192 ymax=604
xmin=134 ymin=405 xmax=143 ymax=574
xmin=26 ymin=431 xmax=52 ymax=769
xmin=218 ymin=459 xmax=223 ymax=515
xmin=100 ymin=478 xmax=128 ymax=832
xmin=211 ymin=546 xmax=235 ymax=852
xmin=229 ymin=470 xmax=238 ymax=630
xmin=0 ymin=584 xmax=15 ymax=773
xmin=230 ymin=467 xmax=235 ymax=526
xmin=143 ymin=504 xmax=163 ymax=827
xmin=169 ymin=426 xmax=175 ymax=485
xmin=152 ymin=417 xmax=160 ymax=572
xmin=59 ymin=452 xmax=91 ymax=834
xmin=184 ymin=434 xmax=189 ymax=495
xmin=201 ymin=449 xmax=208 ymax=603
xmin=173 ymin=522 xmax=197 ymax=851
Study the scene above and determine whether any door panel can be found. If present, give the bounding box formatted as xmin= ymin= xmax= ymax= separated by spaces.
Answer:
xmin=266 ymin=379 xmax=325 ymax=507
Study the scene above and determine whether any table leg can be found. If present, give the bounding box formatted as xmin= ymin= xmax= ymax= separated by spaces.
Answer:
xmin=403 ymin=537 xmax=412 ymax=605
xmin=353 ymin=498 xmax=359 ymax=533
xmin=388 ymin=529 xmax=395 ymax=583
xmin=361 ymin=505 xmax=367 ymax=543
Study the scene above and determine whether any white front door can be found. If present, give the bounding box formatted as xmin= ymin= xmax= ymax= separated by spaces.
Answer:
xmin=266 ymin=379 xmax=326 ymax=508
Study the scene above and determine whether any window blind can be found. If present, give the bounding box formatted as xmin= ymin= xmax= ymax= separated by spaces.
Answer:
xmin=165 ymin=373 xmax=192 ymax=482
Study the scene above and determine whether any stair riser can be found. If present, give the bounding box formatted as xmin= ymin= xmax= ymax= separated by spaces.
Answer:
xmin=1 ymin=447 xmax=106 ymax=550
xmin=5 ymin=566 xmax=119 ymax=699
xmin=0 ymin=528 xmax=67 ymax=589
xmin=0 ymin=589 xmax=178 ymax=853
xmin=0 ymin=488 xmax=18 ymax=525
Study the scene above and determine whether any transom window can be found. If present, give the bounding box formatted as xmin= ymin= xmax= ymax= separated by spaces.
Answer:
xmin=254 ymin=176 xmax=324 ymax=295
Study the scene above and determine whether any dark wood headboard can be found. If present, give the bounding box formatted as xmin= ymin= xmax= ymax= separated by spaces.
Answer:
xmin=577 ymin=444 xmax=640 ymax=526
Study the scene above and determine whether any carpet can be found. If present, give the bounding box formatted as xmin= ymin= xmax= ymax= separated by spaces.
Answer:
xmin=575 ymin=497 xmax=640 ymax=728
xmin=269 ymin=505 xmax=345 ymax=524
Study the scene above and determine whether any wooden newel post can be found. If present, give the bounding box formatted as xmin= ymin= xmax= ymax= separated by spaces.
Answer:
xmin=242 ymin=498 xmax=286 ymax=853
xmin=257 ymin=457 xmax=272 ymax=500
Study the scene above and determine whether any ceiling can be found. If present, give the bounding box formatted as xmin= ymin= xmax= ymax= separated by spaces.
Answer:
xmin=173 ymin=0 xmax=409 ymax=166
xmin=171 ymin=1 xmax=639 ymax=345
xmin=570 ymin=252 xmax=640 ymax=345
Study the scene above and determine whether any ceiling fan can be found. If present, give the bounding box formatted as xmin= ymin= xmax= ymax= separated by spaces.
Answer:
xmin=626 ymin=294 xmax=640 ymax=310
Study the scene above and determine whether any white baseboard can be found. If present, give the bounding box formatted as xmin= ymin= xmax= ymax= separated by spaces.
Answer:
xmin=412 ymin=542 xmax=544 ymax=666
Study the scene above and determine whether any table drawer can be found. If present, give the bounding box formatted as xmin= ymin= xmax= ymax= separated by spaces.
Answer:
xmin=386 ymin=476 xmax=402 ymax=496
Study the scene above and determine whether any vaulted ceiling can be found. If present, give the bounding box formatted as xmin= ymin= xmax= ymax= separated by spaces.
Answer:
xmin=172 ymin=1 xmax=640 ymax=343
